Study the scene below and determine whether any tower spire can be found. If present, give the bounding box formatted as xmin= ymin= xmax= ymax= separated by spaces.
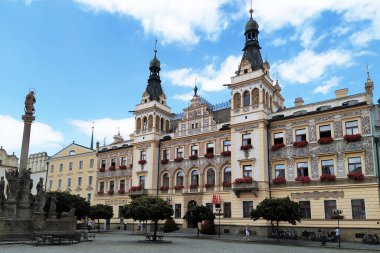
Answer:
xmin=90 ymin=122 xmax=94 ymax=149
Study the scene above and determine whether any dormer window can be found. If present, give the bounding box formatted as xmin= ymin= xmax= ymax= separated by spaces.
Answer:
xmin=69 ymin=150 xmax=75 ymax=156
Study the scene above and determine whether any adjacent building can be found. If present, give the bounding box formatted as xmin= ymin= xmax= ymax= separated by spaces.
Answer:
xmin=27 ymin=152 xmax=49 ymax=195
xmin=0 ymin=147 xmax=18 ymax=196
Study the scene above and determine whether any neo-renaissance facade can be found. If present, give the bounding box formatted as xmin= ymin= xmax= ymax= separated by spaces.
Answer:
xmin=92 ymin=10 xmax=379 ymax=240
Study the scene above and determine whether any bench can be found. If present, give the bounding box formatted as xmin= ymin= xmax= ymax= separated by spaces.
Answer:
xmin=145 ymin=233 xmax=164 ymax=241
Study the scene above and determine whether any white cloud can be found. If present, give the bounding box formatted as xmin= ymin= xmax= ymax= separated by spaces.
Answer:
xmin=72 ymin=0 xmax=239 ymax=45
xmin=0 ymin=115 xmax=63 ymax=155
xmin=172 ymin=92 xmax=194 ymax=102
xmin=275 ymin=49 xmax=352 ymax=84
xmin=164 ymin=55 xmax=241 ymax=92
xmin=313 ymin=76 xmax=341 ymax=94
xmin=70 ymin=117 xmax=135 ymax=145
xmin=271 ymin=38 xmax=287 ymax=47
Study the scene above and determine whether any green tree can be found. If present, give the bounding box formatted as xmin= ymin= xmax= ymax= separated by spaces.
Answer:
xmin=250 ymin=197 xmax=301 ymax=241
xmin=44 ymin=191 xmax=91 ymax=220
xmin=183 ymin=205 xmax=215 ymax=237
xmin=89 ymin=204 xmax=114 ymax=232
xmin=122 ymin=196 xmax=173 ymax=241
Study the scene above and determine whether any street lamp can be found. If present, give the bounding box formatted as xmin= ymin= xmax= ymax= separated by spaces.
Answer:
xmin=214 ymin=203 xmax=223 ymax=238
xmin=332 ymin=209 xmax=343 ymax=247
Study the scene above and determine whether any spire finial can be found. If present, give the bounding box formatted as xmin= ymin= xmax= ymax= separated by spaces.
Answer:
xmin=90 ymin=121 xmax=94 ymax=150
xmin=154 ymin=37 xmax=157 ymax=57
xmin=366 ymin=63 xmax=371 ymax=80
xmin=249 ymin=0 xmax=253 ymax=18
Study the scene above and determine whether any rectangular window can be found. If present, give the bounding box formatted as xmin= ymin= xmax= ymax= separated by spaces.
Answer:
xmin=59 ymin=163 xmax=63 ymax=172
xmin=163 ymin=149 xmax=168 ymax=160
xmin=175 ymin=204 xmax=181 ymax=218
xmin=242 ymin=133 xmax=252 ymax=146
xmin=297 ymin=162 xmax=309 ymax=177
xmin=99 ymin=182 xmax=104 ymax=192
xmin=345 ymin=120 xmax=359 ymax=135
xmin=223 ymin=140 xmax=231 ymax=152
xmin=120 ymin=180 xmax=125 ymax=190
xmin=273 ymin=132 xmax=284 ymax=144
xmin=79 ymin=160 xmax=83 ymax=170
xmin=191 ymin=145 xmax=198 ymax=156
xmin=88 ymin=176 xmax=93 ymax=186
xmin=140 ymin=151 xmax=146 ymax=161
xmin=206 ymin=143 xmax=214 ymax=154
xmin=243 ymin=165 xmax=252 ymax=178
xmin=321 ymin=160 xmax=334 ymax=175
xmin=87 ymin=193 xmax=91 ymax=203
xmin=299 ymin=201 xmax=311 ymax=219
xmin=223 ymin=202 xmax=231 ymax=218
xmin=58 ymin=179 xmax=62 ymax=189
xmin=49 ymin=180 xmax=53 ymax=189
xmin=176 ymin=147 xmax=184 ymax=158
xmin=295 ymin=129 xmax=307 ymax=142
xmin=351 ymin=199 xmax=366 ymax=219
xmin=348 ymin=157 xmax=362 ymax=173
xmin=69 ymin=162 xmax=73 ymax=171
xmin=67 ymin=178 xmax=72 ymax=188
xmin=139 ymin=176 xmax=145 ymax=188
xmin=89 ymin=159 xmax=94 ymax=168
xmin=101 ymin=160 xmax=106 ymax=168
xmin=319 ymin=125 xmax=332 ymax=138
xmin=69 ymin=150 xmax=75 ymax=156
xmin=121 ymin=157 xmax=127 ymax=166
xmin=111 ymin=158 xmax=116 ymax=166
xmin=206 ymin=203 xmax=213 ymax=213
xmin=109 ymin=181 xmax=114 ymax=191
xmin=78 ymin=177 xmax=82 ymax=187
xmin=274 ymin=164 xmax=285 ymax=178
xmin=50 ymin=165 xmax=54 ymax=173
xmin=243 ymin=201 xmax=253 ymax=218
xmin=118 ymin=206 xmax=124 ymax=218
xmin=324 ymin=200 xmax=337 ymax=219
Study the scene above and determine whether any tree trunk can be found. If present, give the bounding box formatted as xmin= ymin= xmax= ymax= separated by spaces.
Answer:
xmin=197 ymin=223 xmax=200 ymax=238
xmin=276 ymin=221 xmax=279 ymax=242
xmin=98 ymin=219 xmax=100 ymax=232
xmin=153 ymin=220 xmax=158 ymax=241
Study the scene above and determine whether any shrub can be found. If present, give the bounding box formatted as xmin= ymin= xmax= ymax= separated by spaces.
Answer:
xmin=272 ymin=177 xmax=286 ymax=184
xmin=200 ymin=220 xmax=216 ymax=235
xmin=173 ymin=185 xmax=184 ymax=190
xmin=234 ymin=177 xmax=253 ymax=184
xmin=189 ymin=155 xmax=198 ymax=160
xmin=240 ymin=144 xmax=253 ymax=150
xmin=138 ymin=160 xmax=147 ymax=165
xmin=161 ymin=159 xmax=169 ymax=165
xmin=119 ymin=165 xmax=127 ymax=170
xmin=347 ymin=172 xmax=364 ymax=180
xmin=130 ymin=186 xmax=142 ymax=192
xmin=99 ymin=167 xmax=105 ymax=172
xmin=109 ymin=166 xmax=116 ymax=171
xmin=160 ymin=186 xmax=169 ymax=191
xmin=344 ymin=134 xmax=362 ymax=142
xmin=271 ymin=143 xmax=285 ymax=151
xmin=221 ymin=151 xmax=231 ymax=157
xmin=204 ymin=153 xmax=214 ymax=159
xmin=293 ymin=141 xmax=308 ymax=148
xmin=174 ymin=157 xmax=184 ymax=162
xmin=318 ymin=137 xmax=334 ymax=145
xmin=295 ymin=176 xmax=311 ymax=183
xmin=163 ymin=218 xmax=177 ymax=233
xmin=320 ymin=174 xmax=336 ymax=181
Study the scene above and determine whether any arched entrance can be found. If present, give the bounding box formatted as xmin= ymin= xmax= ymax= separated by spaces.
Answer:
xmin=187 ymin=200 xmax=198 ymax=228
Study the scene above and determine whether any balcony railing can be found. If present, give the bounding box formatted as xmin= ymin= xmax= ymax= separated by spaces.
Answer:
xmin=128 ymin=189 xmax=147 ymax=197
xmin=232 ymin=181 xmax=259 ymax=197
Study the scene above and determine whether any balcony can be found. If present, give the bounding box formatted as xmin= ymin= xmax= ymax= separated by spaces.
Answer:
xmin=128 ymin=188 xmax=147 ymax=197
xmin=232 ymin=181 xmax=259 ymax=197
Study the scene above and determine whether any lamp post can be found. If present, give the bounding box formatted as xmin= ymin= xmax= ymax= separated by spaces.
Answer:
xmin=332 ymin=209 xmax=343 ymax=247
xmin=214 ymin=203 xmax=223 ymax=238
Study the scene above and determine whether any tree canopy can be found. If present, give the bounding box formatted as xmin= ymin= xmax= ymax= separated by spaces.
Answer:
xmin=183 ymin=205 xmax=215 ymax=237
xmin=44 ymin=191 xmax=91 ymax=220
xmin=89 ymin=204 xmax=114 ymax=231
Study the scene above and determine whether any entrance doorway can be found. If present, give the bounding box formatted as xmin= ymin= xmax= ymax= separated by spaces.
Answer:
xmin=187 ymin=200 xmax=198 ymax=228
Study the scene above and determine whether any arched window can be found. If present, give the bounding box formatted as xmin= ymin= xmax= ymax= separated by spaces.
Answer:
xmin=155 ymin=115 xmax=160 ymax=129
xmin=206 ymin=169 xmax=215 ymax=186
xmin=223 ymin=167 xmax=231 ymax=184
xmin=176 ymin=171 xmax=184 ymax=186
xmin=243 ymin=91 xmax=250 ymax=107
xmin=136 ymin=118 xmax=141 ymax=131
xmin=160 ymin=118 xmax=164 ymax=130
xmin=162 ymin=173 xmax=169 ymax=187
xmin=266 ymin=92 xmax=269 ymax=107
xmin=148 ymin=115 xmax=153 ymax=128
xmin=143 ymin=117 xmax=147 ymax=129
xmin=252 ymin=88 xmax=259 ymax=105
xmin=191 ymin=170 xmax=199 ymax=186
xmin=166 ymin=120 xmax=170 ymax=132
xmin=233 ymin=93 xmax=241 ymax=109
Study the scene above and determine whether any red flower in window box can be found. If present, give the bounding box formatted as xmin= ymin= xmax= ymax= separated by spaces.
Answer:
xmin=204 ymin=183 xmax=214 ymax=188
xmin=318 ymin=137 xmax=334 ymax=145
xmin=138 ymin=160 xmax=147 ymax=165
xmin=320 ymin=174 xmax=336 ymax=181
xmin=221 ymin=151 xmax=231 ymax=157
xmin=161 ymin=159 xmax=169 ymax=165
xmin=295 ymin=176 xmax=311 ymax=183
xmin=240 ymin=144 xmax=253 ymax=150
xmin=204 ymin=153 xmax=214 ymax=159
xmin=272 ymin=177 xmax=286 ymax=184
xmin=222 ymin=181 xmax=232 ymax=187
xmin=97 ymin=191 xmax=104 ymax=195
xmin=118 ymin=189 xmax=125 ymax=194
xmin=173 ymin=185 xmax=184 ymax=190
xmin=130 ymin=186 xmax=142 ymax=192
xmin=189 ymin=155 xmax=198 ymax=160
xmin=107 ymin=190 xmax=114 ymax=195
xmin=174 ymin=157 xmax=183 ymax=162
xmin=293 ymin=141 xmax=308 ymax=148
xmin=344 ymin=134 xmax=362 ymax=142
xmin=271 ymin=143 xmax=285 ymax=151
xmin=119 ymin=165 xmax=127 ymax=170
xmin=109 ymin=166 xmax=116 ymax=171
xmin=347 ymin=172 xmax=364 ymax=180
xmin=99 ymin=167 xmax=105 ymax=172
xmin=189 ymin=184 xmax=199 ymax=189
xmin=160 ymin=186 xmax=169 ymax=191
xmin=234 ymin=177 xmax=253 ymax=184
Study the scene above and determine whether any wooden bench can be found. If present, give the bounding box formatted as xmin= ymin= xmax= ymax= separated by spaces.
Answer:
xmin=145 ymin=233 xmax=164 ymax=241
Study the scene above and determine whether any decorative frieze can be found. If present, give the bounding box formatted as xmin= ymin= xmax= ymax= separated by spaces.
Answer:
xmin=234 ymin=124 xmax=258 ymax=132
xmin=291 ymin=190 xmax=344 ymax=200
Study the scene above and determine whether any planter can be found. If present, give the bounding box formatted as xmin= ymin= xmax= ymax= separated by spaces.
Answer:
xmin=118 ymin=189 xmax=125 ymax=194
xmin=174 ymin=157 xmax=184 ymax=163
xmin=107 ymin=190 xmax=114 ymax=195
xmin=272 ymin=177 xmax=286 ymax=184
xmin=344 ymin=134 xmax=362 ymax=142
xmin=320 ymin=174 xmax=336 ymax=181
xmin=189 ymin=184 xmax=199 ymax=189
xmin=240 ymin=144 xmax=253 ymax=151
xmin=108 ymin=166 xmax=116 ymax=171
xmin=161 ymin=159 xmax=169 ymax=165
xmin=318 ymin=137 xmax=334 ymax=145
xmin=160 ymin=186 xmax=169 ymax=191
xmin=222 ymin=181 xmax=231 ymax=187
xmin=271 ymin=143 xmax=285 ymax=151
xmin=204 ymin=183 xmax=214 ymax=188
xmin=119 ymin=165 xmax=127 ymax=170
xmin=189 ymin=155 xmax=198 ymax=160
xmin=138 ymin=160 xmax=147 ymax=165
xmin=204 ymin=153 xmax=214 ymax=159
xmin=347 ymin=172 xmax=364 ymax=180
xmin=99 ymin=167 xmax=105 ymax=172
xmin=97 ymin=191 xmax=104 ymax=195
xmin=173 ymin=185 xmax=184 ymax=190
xmin=293 ymin=141 xmax=308 ymax=148
xmin=221 ymin=151 xmax=231 ymax=157
xmin=295 ymin=176 xmax=311 ymax=183
xmin=234 ymin=177 xmax=253 ymax=184
xmin=130 ymin=186 xmax=142 ymax=192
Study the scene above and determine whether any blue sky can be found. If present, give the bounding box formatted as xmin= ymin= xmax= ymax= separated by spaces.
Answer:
xmin=0 ymin=0 xmax=379 ymax=157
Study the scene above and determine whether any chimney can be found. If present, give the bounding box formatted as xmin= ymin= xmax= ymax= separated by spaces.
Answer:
xmin=335 ymin=88 xmax=348 ymax=98
xmin=294 ymin=97 xmax=304 ymax=107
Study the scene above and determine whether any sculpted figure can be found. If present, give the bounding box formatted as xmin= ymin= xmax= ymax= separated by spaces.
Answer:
xmin=34 ymin=178 xmax=46 ymax=213
xmin=25 ymin=91 xmax=36 ymax=114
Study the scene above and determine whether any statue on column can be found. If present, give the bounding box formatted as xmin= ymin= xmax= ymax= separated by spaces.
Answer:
xmin=24 ymin=91 xmax=36 ymax=114
xmin=34 ymin=178 xmax=46 ymax=213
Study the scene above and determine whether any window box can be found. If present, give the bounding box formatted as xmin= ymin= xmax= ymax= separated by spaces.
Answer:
xmin=272 ymin=177 xmax=286 ymax=184
xmin=320 ymin=174 xmax=336 ymax=181
xmin=232 ymin=178 xmax=258 ymax=197
xmin=271 ymin=143 xmax=285 ymax=151
xmin=119 ymin=165 xmax=127 ymax=170
xmin=99 ymin=167 xmax=105 ymax=172
xmin=160 ymin=186 xmax=169 ymax=191
xmin=118 ymin=189 xmax=125 ymax=194
xmin=221 ymin=151 xmax=231 ymax=157
xmin=204 ymin=183 xmax=214 ymax=188
xmin=107 ymin=190 xmax=114 ymax=195
xmin=130 ymin=186 xmax=142 ymax=192
xmin=293 ymin=141 xmax=308 ymax=148
xmin=344 ymin=134 xmax=362 ymax=142
xmin=97 ymin=191 xmax=104 ymax=195
xmin=318 ymin=137 xmax=334 ymax=145
xmin=189 ymin=155 xmax=198 ymax=160
xmin=174 ymin=157 xmax=184 ymax=162
xmin=295 ymin=176 xmax=311 ymax=183
xmin=234 ymin=177 xmax=253 ymax=184
xmin=347 ymin=172 xmax=364 ymax=180
xmin=138 ymin=160 xmax=147 ymax=165
xmin=222 ymin=181 xmax=231 ymax=187
xmin=204 ymin=153 xmax=214 ymax=159
xmin=161 ymin=159 xmax=169 ymax=165
xmin=109 ymin=166 xmax=116 ymax=171
xmin=173 ymin=185 xmax=184 ymax=190
xmin=240 ymin=144 xmax=253 ymax=150
xmin=189 ymin=184 xmax=199 ymax=189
